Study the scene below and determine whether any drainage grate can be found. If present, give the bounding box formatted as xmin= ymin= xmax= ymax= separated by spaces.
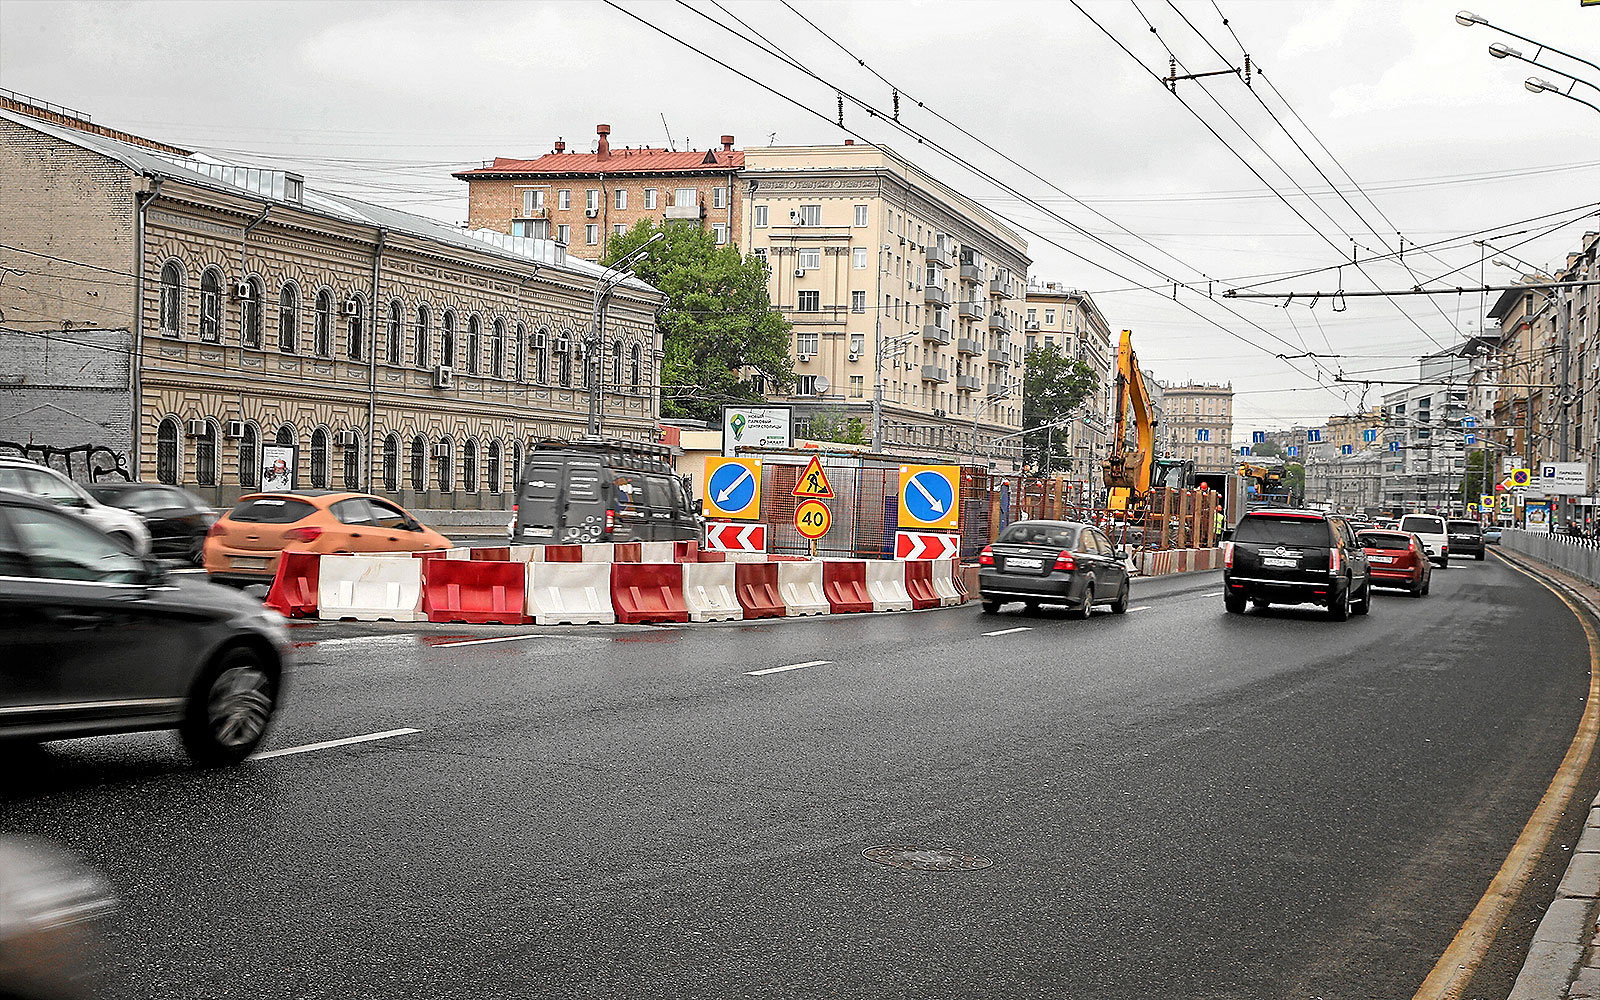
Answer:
xmin=862 ymin=845 xmax=993 ymax=872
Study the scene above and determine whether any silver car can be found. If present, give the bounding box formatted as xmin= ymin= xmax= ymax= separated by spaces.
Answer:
xmin=0 ymin=457 xmax=151 ymax=554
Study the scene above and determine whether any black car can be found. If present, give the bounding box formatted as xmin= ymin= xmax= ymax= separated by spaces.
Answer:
xmin=1446 ymin=519 xmax=1486 ymax=561
xmin=978 ymin=519 xmax=1131 ymax=617
xmin=511 ymin=437 xmax=701 ymax=544
xmin=1223 ymin=508 xmax=1371 ymax=620
xmin=86 ymin=481 xmax=215 ymax=565
xmin=0 ymin=491 xmax=290 ymax=765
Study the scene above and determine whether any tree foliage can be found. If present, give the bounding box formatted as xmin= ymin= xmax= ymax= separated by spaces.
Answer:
xmin=1458 ymin=450 xmax=1492 ymax=502
xmin=1021 ymin=345 xmax=1100 ymax=472
xmin=603 ymin=220 xmax=793 ymax=423
xmin=1250 ymin=438 xmax=1283 ymax=459
xmin=798 ymin=408 xmax=869 ymax=446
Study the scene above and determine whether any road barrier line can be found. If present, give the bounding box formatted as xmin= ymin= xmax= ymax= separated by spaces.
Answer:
xmin=746 ymin=660 xmax=830 ymax=676
xmin=982 ymin=626 xmax=1032 ymax=637
xmin=254 ymin=728 xmax=421 ymax=760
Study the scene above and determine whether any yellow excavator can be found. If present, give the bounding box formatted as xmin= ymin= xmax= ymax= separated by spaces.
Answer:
xmin=1103 ymin=329 xmax=1192 ymax=516
xmin=1238 ymin=462 xmax=1292 ymax=505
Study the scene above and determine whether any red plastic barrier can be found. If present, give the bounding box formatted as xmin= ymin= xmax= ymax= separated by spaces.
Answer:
xmin=903 ymin=560 xmax=940 ymax=610
xmin=821 ymin=561 xmax=873 ymax=614
xmin=423 ymin=559 xmax=531 ymax=625
xmin=734 ymin=562 xmax=785 ymax=620
xmin=696 ymin=550 xmax=727 ymax=563
xmin=264 ymin=549 xmax=320 ymax=618
xmin=769 ymin=554 xmax=810 ymax=562
xmin=469 ymin=546 xmax=510 ymax=561
xmin=610 ymin=563 xmax=689 ymax=624
xmin=673 ymin=540 xmax=699 ymax=563
xmin=543 ymin=544 xmax=583 ymax=563
xmin=614 ymin=542 xmax=642 ymax=563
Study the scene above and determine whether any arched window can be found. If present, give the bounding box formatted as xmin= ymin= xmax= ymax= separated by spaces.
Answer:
xmin=279 ymin=283 xmax=299 ymax=353
xmin=241 ymin=277 xmax=263 ymax=349
xmin=199 ymin=268 xmax=223 ymax=343
xmin=382 ymin=434 xmax=400 ymax=493
xmin=559 ymin=339 xmax=573 ymax=387
xmin=492 ymin=318 xmax=507 ymax=379
xmin=314 ymin=289 xmax=334 ymax=357
xmin=513 ymin=323 xmax=526 ymax=382
xmin=156 ymin=417 xmax=180 ymax=484
xmin=239 ymin=422 xmax=260 ymax=488
xmin=159 ymin=261 xmax=183 ymax=335
xmin=387 ymin=300 xmax=403 ymax=365
xmin=342 ymin=429 xmax=361 ymax=490
xmin=346 ymin=294 xmax=365 ymax=361
xmin=466 ymin=314 xmax=482 ymax=375
xmin=410 ymin=434 xmax=426 ymax=491
xmin=462 ymin=438 xmax=478 ymax=493
xmin=415 ymin=305 xmax=431 ymax=368
xmin=611 ymin=339 xmax=623 ymax=387
xmin=630 ymin=342 xmax=642 ymax=391
xmin=535 ymin=329 xmax=549 ymax=384
xmin=436 ymin=437 xmax=453 ymax=492
xmin=310 ymin=427 xmax=329 ymax=488
xmin=511 ymin=441 xmax=523 ymax=493
xmin=275 ymin=424 xmax=296 ymax=447
xmin=195 ymin=419 xmax=218 ymax=486
xmin=441 ymin=310 xmax=457 ymax=370
xmin=487 ymin=439 xmax=502 ymax=494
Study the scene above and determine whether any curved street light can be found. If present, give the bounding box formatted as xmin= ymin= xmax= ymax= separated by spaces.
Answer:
xmin=1525 ymin=76 xmax=1600 ymax=115
xmin=1457 ymin=10 xmax=1600 ymax=115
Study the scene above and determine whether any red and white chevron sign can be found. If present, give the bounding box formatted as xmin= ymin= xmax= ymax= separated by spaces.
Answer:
xmin=895 ymin=530 xmax=960 ymax=560
xmin=705 ymin=522 xmax=767 ymax=552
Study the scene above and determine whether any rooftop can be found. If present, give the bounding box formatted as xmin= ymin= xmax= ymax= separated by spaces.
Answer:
xmin=455 ymin=124 xmax=742 ymax=179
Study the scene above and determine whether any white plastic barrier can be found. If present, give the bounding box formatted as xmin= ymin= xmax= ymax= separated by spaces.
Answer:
xmin=581 ymin=543 xmax=618 ymax=563
xmin=639 ymin=541 xmax=675 ymax=563
xmin=865 ymin=560 xmax=913 ymax=612
xmin=682 ymin=562 xmax=742 ymax=622
xmin=526 ymin=562 xmax=615 ymax=625
xmin=318 ymin=554 xmax=423 ymax=622
xmin=435 ymin=547 xmax=471 ymax=560
xmin=726 ymin=551 xmax=768 ymax=563
xmin=509 ymin=544 xmax=543 ymax=562
xmin=929 ymin=558 xmax=961 ymax=607
xmin=776 ymin=560 xmax=830 ymax=617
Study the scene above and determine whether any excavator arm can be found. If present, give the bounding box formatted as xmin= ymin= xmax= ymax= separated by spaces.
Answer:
xmin=1103 ymin=330 xmax=1158 ymax=509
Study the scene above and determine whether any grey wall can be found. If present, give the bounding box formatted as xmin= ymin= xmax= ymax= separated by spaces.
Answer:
xmin=0 ymin=326 xmax=134 ymax=481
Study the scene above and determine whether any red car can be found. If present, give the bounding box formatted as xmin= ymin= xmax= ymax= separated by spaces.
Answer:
xmin=1357 ymin=529 xmax=1431 ymax=597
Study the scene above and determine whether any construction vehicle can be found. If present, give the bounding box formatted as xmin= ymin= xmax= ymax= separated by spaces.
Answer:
xmin=1237 ymin=461 xmax=1294 ymax=506
xmin=1103 ymin=329 xmax=1193 ymax=516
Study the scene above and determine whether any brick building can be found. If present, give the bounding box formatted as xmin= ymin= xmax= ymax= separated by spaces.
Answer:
xmin=0 ymin=97 xmax=664 ymax=516
xmin=454 ymin=125 xmax=743 ymax=260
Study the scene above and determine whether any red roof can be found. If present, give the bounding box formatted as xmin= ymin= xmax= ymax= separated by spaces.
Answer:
xmin=455 ymin=148 xmax=743 ymax=179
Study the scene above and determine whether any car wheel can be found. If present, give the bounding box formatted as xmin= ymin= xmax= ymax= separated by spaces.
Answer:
xmin=1327 ymin=584 xmax=1351 ymax=622
xmin=1111 ymin=580 xmax=1130 ymax=614
xmin=1475 ymin=551 xmax=1485 ymax=561
xmin=1074 ymin=584 xmax=1094 ymax=620
xmin=1354 ymin=580 xmax=1371 ymax=615
xmin=1224 ymin=591 xmax=1246 ymax=614
xmin=1022 ymin=600 xmax=1040 ymax=615
xmin=980 ymin=600 xmax=1000 ymax=615
xmin=1411 ymin=578 xmax=1424 ymax=598
xmin=1422 ymin=577 xmax=1430 ymax=596
xmin=1439 ymin=557 xmax=1448 ymax=570
xmin=1252 ymin=598 xmax=1270 ymax=611
xmin=180 ymin=646 xmax=278 ymax=767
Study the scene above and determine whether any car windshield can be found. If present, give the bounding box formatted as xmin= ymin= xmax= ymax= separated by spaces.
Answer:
xmin=1359 ymin=532 xmax=1412 ymax=551
xmin=228 ymin=497 xmax=316 ymax=524
xmin=1235 ymin=516 xmax=1329 ymax=546
xmin=1447 ymin=521 xmax=1480 ymax=534
xmin=1400 ymin=515 xmax=1445 ymax=534
xmin=998 ymin=523 xmax=1078 ymax=548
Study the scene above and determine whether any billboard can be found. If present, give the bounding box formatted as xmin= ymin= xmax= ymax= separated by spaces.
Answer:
xmin=722 ymin=405 xmax=791 ymax=456
xmin=1540 ymin=461 xmax=1589 ymax=496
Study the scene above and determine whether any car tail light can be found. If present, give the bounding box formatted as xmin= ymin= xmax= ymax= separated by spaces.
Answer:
xmin=1329 ymin=547 xmax=1342 ymax=575
xmin=512 ymin=503 xmax=519 ymax=514
xmin=207 ymin=521 xmax=227 ymax=538
xmin=605 ymin=508 xmax=616 ymax=533
xmin=979 ymin=545 xmax=994 ymax=566
xmin=1223 ymin=541 xmax=1234 ymax=568
xmin=284 ymin=525 xmax=324 ymax=543
xmin=1441 ymin=543 xmax=1448 ymax=554
xmin=1054 ymin=550 xmax=1076 ymax=572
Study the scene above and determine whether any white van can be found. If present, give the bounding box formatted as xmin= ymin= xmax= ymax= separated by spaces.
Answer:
xmin=1399 ymin=513 xmax=1449 ymax=568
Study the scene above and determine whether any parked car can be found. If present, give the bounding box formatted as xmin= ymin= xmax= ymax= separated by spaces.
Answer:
xmin=1446 ymin=519 xmax=1486 ymax=561
xmin=0 ymin=490 xmax=290 ymax=765
xmin=0 ymin=457 xmax=151 ymax=555
xmin=87 ymin=481 xmax=215 ymax=565
xmin=1398 ymin=513 xmax=1450 ymax=568
xmin=1223 ymin=508 xmax=1371 ymax=620
xmin=511 ymin=437 xmax=701 ymax=544
xmin=1485 ymin=526 xmax=1504 ymax=545
xmin=978 ymin=519 xmax=1131 ymax=617
xmin=204 ymin=490 xmax=451 ymax=586
xmin=1357 ymin=529 xmax=1432 ymax=597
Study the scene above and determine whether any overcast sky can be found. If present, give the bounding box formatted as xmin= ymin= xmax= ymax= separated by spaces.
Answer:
xmin=4 ymin=0 xmax=1596 ymax=433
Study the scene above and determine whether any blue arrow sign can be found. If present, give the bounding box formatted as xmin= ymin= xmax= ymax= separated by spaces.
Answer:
xmin=1363 ymin=429 xmax=1378 ymax=443
xmin=1252 ymin=431 xmax=1265 ymax=443
xmin=1240 ymin=446 xmax=1252 ymax=456
xmin=1465 ymin=434 xmax=1477 ymax=446
xmin=1389 ymin=441 xmax=1400 ymax=452
xmin=1464 ymin=416 xmax=1476 ymax=428
xmin=1341 ymin=444 xmax=1353 ymax=455
xmin=707 ymin=461 xmax=756 ymax=513
xmin=903 ymin=470 xmax=955 ymax=524
xmin=1307 ymin=429 xmax=1321 ymax=442
xmin=1287 ymin=445 xmax=1300 ymax=458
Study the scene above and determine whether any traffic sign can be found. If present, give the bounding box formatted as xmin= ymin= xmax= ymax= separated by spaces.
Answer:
xmin=1481 ymin=494 xmax=1495 ymax=509
xmin=705 ymin=522 xmax=767 ymax=552
xmin=1287 ymin=445 xmax=1301 ymax=458
xmin=703 ymin=457 xmax=761 ymax=520
xmin=794 ymin=499 xmax=832 ymax=539
xmin=1464 ymin=434 xmax=1476 ymax=446
xmin=791 ymin=455 xmax=834 ymax=498
xmin=1511 ymin=468 xmax=1532 ymax=487
xmin=895 ymin=530 xmax=961 ymax=560
xmin=1467 ymin=502 xmax=1479 ymax=514
xmin=898 ymin=464 xmax=960 ymax=531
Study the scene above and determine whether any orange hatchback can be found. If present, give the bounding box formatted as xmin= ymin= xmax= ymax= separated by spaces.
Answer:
xmin=204 ymin=490 xmax=452 ymax=586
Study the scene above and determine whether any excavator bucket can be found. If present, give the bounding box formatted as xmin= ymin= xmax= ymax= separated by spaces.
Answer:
xmin=1103 ymin=449 xmax=1144 ymax=490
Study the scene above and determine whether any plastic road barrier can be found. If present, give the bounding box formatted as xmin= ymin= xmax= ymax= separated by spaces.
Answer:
xmin=542 ymin=544 xmax=584 ymax=563
xmin=683 ymin=562 xmax=742 ymax=623
xmin=317 ymin=554 xmax=423 ymax=621
xmin=582 ymin=543 xmax=620 ymax=563
xmin=509 ymin=545 xmax=543 ymax=562
xmin=470 ymin=546 xmax=510 ymax=561
xmin=423 ymin=559 xmax=531 ymax=625
xmin=902 ymin=560 xmax=941 ymax=611
xmin=610 ymin=563 xmax=689 ymax=624
xmin=416 ymin=547 xmax=470 ymax=561
xmin=526 ymin=562 xmax=615 ymax=625
xmin=695 ymin=551 xmax=728 ymax=563
xmin=733 ymin=562 xmax=785 ymax=620
xmin=821 ymin=561 xmax=874 ymax=614
xmin=929 ymin=558 xmax=962 ymax=606
xmin=865 ymin=560 xmax=914 ymax=612
xmin=725 ymin=551 xmax=768 ymax=563
xmin=674 ymin=540 xmax=700 ymax=563
xmin=613 ymin=542 xmax=642 ymax=563
xmin=639 ymin=541 xmax=675 ymax=563
xmin=264 ymin=549 xmax=321 ymax=618
xmin=777 ymin=560 xmax=830 ymax=616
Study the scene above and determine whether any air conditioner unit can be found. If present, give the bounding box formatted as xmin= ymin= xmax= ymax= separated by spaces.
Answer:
xmin=335 ymin=430 xmax=359 ymax=447
xmin=342 ymin=299 xmax=361 ymax=316
xmin=225 ymin=420 xmax=246 ymax=439
xmin=797 ymin=353 xmax=811 ymax=362
xmin=794 ymin=267 xmax=805 ymax=277
xmin=433 ymin=365 xmax=454 ymax=389
xmin=532 ymin=332 xmax=547 ymax=348
xmin=234 ymin=281 xmax=253 ymax=299
xmin=554 ymin=337 xmax=570 ymax=352
xmin=433 ymin=442 xmax=451 ymax=458
xmin=585 ymin=208 xmax=599 ymax=218
xmin=848 ymin=352 xmax=860 ymax=362
xmin=789 ymin=210 xmax=800 ymax=221
xmin=184 ymin=419 xmax=207 ymax=438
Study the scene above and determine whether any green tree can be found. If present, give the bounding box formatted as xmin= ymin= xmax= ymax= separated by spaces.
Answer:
xmin=1458 ymin=450 xmax=1492 ymax=503
xmin=1283 ymin=462 xmax=1306 ymax=504
xmin=603 ymin=220 xmax=793 ymax=423
xmin=1251 ymin=438 xmax=1283 ymax=459
xmin=1021 ymin=345 xmax=1099 ymax=473
xmin=798 ymin=408 xmax=869 ymax=446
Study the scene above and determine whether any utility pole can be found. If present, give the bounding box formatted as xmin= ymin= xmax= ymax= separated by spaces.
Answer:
xmin=587 ymin=231 xmax=663 ymax=437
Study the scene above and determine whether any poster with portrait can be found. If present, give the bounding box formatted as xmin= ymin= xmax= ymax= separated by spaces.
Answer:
xmin=261 ymin=445 xmax=298 ymax=490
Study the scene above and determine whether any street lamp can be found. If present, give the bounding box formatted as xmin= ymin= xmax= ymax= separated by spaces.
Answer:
xmin=587 ymin=231 xmax=664 ymax=437
xmin=1457 ymin=11 xmax=1600 ymax=114
xmin=1525 ymin=76 xmax=1600 ymax=115
xmin=967 ymin=388 xmax=1012 ymax=470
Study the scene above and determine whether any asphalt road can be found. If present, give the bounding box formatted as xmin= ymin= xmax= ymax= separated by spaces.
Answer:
xmin=2 ymin=554 xmax=1593 ymax=999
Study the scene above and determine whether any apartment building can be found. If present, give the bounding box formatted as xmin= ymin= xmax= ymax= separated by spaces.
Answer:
xmin=1378 ymin=347 xmax=1476 ymax=509
xmin=455 ymin=125 xmax=743 ymax=260
xmin=1162 ymin=383 xmax=1234 ymax=472
xmin=1023 ymin=283 xmax=1114 ymax=477
xmin=740 ymin=142 xmax=1030 ymax=468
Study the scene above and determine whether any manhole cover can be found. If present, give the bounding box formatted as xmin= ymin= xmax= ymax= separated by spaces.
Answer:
xmin=862 ymin=845 xmax=993 ymax=872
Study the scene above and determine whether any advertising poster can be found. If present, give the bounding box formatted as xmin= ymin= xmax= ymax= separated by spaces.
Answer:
xmin=722 ymin=405 xmax=791 ymax=456
xmin=261 ymin=444 xmax=298 ymax=490
xmin=1525 ymin=500 xmax=1551 ymax=531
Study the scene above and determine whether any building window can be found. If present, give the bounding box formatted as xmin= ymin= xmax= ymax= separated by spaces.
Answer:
xmin=853 ymin=205 xmax=868 ymax=227
xmin=850 ymin=375 xmax=865 ymax=397
xmin=156 ymin=417 xmax=180 ymax=484
xmin=644 ymin=188 xmax=658 ymax=210
xmin=796 ymin=374 xmax=819 ymax=395
xmin=753 ymin=248 xmax=768 ymax=268
xmin=310 ymin=428 xmax=329 ymax=488
xmin=1044 ymin=309 xmax=1055 ymax=324
xmin=310 ymin=289 xmax=332 ymax=357
xmin=198 ymin=268 xmax=222 ymax=342
xmin=674 ymin=187 xmax=696 ymax=208
xmin=239 ymin=422 xmax=259 ymax=488
xmin=851 ymin=290 xmax=867 ymax=313
xmin=558 ymin=189 xmax=571 ymax=210
xmin=523 ymin=188 xmax=544 ymax=215
xmin=159 ymin=260 xmax=183 ymax=335
xmin=754 ymin=205 xmax=768 ymax=228
xmin=797 ymin=248 xmax=821 ymax=271
xmin=614 ymin=224 xmax=627 ymax=237
xmin=797 ymin=204 xmax=822 ymax=226
xmin=441 ymin=309 xmax=457 ymax=369
xmin=611 ymin=339 xmax=624 ymax=386
xmin=346 ymin=294 xmax=364 ymax=360
xmin=467 ymin=314 xmax=482 ymax=375
xmin=630 ymin=342 xmax=642 ymax=390
xmin=343 ymin=432 xmax=361 ymax=490
xmin=387 ymin=300 xmax=403 ymax=365
xmin=535 ymin=330 xmax=549 ymax=384
xmin=415 ymin=305 xmax=431 ymax=368
xmin=850 ymin=333 xmax=865 ymax=356
xmin=797 ymin=290 xmax=820 ymax=313
xmin=488 ymin=440 xmax=502 ymax=494
xmin=240 ymin=277 xmax=263 ymax=349
xmin=492 ymin=319 xmax=507 ymax=379
xmin=383 ymin=434 xmax=399 ymax=493
xmin=462 ymin=438 xmax=478 ymax=493
xmin=278 ymin=283 xmax=299 ymax=353
xmin=195 ymin=420 xmax=217 ymax=486
xmin=582 ymin=343 xmax=593 ymax=390
xmin=713 ymin=186 xmax=727 ymax=209
xmin=437 ymin=438 xmax=453 ymax=492
xmin=853 ymin=247 xmax=867 ymax=269
xmin=586 ymin=224 xmax=599 ymax=245
xmin=558 ymin=224 xmax=571 ymax=244
xmin=797 ymin=331 xmax=820 ymax=354
xmin=614 ymin=188 xmax=627 ymax=210
xmin=713 ymin=223 xmax=727 ymax=245
xmin=1027 ymin=308 xmax=1037 ymax=325
xmin=410 ymin=435 xmax=426 ymax=492
xmin=586 ymin=189 xmax=600 ymax=212
xmin=559 ymin=340 xmax=572 ymax=386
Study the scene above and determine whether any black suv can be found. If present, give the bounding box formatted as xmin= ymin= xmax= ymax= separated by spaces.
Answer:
xmin=1446 ymin=519 xmax=1486 ymax=561
xmin=511 ymin=437 xmax=702 ymax=544
xmin=1223 ymin=508 xmax=1371 ymax=620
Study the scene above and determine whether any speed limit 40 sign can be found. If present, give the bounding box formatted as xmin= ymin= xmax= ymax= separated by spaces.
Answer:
xmin=794 ymin=499 xmax=832 ymax=539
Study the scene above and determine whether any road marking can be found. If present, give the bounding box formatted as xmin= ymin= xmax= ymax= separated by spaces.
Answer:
xmin=983 ymin=626 xmax=1032 ymax=636
xmin=254 ymin=728 xmax=421 ymax=760
xmin=1127 ymin=606 xmax=1153 ymax=612
xmin=302 ymin=635 xmax=414 ymax=648
xmin=432 ymin=634 xmax=547 ymax=647
xmin=1413 ymin=551 xmax=1600 ymax=999
xmin=746 ymin=660 xmax=830 ymax=676
xmin=1201 ymin=591 xmax=1223 ymax=597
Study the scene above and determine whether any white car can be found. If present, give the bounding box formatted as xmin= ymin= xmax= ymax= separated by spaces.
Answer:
xmin=1399 ymin=513 xmax=1449 ymax=568
xmin=0 ymin=457 xmax=153 ymax=554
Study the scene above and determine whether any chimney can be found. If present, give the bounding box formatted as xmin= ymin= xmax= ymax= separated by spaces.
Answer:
xmin=721 ymin=135 xmax=734 ymax=151
xmin=596 ymin=123 xmax=611 ymax=160
xmin=554 ymin=138 xmax=565 ymax=153
xmin=844 ymin=139 xmax=854 ymax=145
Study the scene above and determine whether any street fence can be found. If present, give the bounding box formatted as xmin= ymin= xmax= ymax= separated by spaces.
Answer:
xmin=1503 ymin=528 xmax=1600 ymax=587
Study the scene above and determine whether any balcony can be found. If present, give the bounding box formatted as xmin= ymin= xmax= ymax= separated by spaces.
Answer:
xmin=986 ymin=349 xmax=1011 ymax=365
xmin=921 ymin=324 xmax=951 ymax=345
xmin=924 ymin=285 xmax=949 ymax=308
xmin=921 ymin=365 xmax=949 ymax=383
xmin=960 ymin=263 xmax=981 ymax=284
xmin=989 ymin=275 xmax=1010 ymax=298
xmin=926 ymin=242 xmax=954 ymax=268
xmin=663 ymin=201 xmax=705 ymax=220
xmin=988 ymin=313 xmax=1012 ymax=334
xmin=986 ymin=383 xmax=1010 ymax=398
xmin=956 ymin=375 xmax=982 ymax=392
xmin=1025 ymin=320 xmax=1041 ymax=332
xmin=957 ymin=301 xmax=983 ymax=321
xmin=957 ymin=337 xmax=983 ymax=355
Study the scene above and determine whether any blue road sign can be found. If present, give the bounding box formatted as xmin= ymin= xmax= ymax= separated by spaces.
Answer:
xmin=902 ymin=469 xmax=956 ymax=526
xmin=1465 ymin=434 xmax=1477 ymax=446
xmin=708 ymin=461 xmax=755 ymax=511
xmin=1363 ymin=429 xmax=1378 ymax=443
xmin=1287 ymin=445 xmax=1300 ymax=458
xmin=1252 ymin=431 xmax=1265 ymax=444
xmin=1240 ymin=446 xmax=1252 ymax=456
xmin=1389 ymin=441 xmax=1400 ymax=452
xmin=1341 ymin=444 xmax=1353 ymax=455
xmin=1308 ymin=429 xmax=1322 ymax=442
xmin=1464 ymin=416 xmax=1476 ymax=428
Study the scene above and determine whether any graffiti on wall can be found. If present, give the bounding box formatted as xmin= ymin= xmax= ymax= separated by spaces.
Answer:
xmin=0 ymin=441 xmax=132 ymax=482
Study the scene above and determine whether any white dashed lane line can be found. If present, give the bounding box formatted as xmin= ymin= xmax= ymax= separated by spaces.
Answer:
xmin=433 ymin=634 xmax=550 ymax=647
xmin=1127 ymin=606 xmax=1153 ymax=613
xmin=983 ymin=626 xmax=1033 ymax=637
xmin=1201 ymin=591 xmax=1223 ymax=598
xmin=746 ymin=660 xmax=831 ymax=677
xmin=254 ymin=728 xmax=421 ymax=760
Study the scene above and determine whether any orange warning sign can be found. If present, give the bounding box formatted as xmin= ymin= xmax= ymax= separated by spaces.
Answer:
xmin=791 ymin=455 xmax=834 ymax=498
